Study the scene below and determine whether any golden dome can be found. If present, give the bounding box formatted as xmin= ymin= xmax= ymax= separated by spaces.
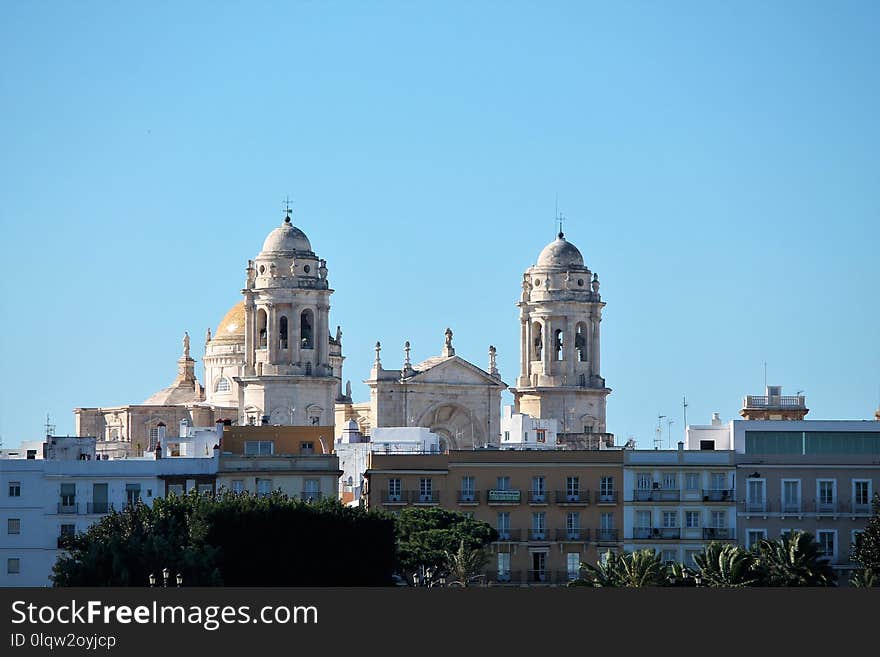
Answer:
xmin=214 ymin=301 xmax=245 ymax=344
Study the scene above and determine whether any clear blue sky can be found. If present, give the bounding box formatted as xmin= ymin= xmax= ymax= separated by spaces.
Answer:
xmin=1 ymin=1 xmax=878 ymax=450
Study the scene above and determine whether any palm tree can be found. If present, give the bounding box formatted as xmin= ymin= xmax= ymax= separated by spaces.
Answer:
xmin=574 ymin=549 xmax=666 ymax=587
xmin=848 ymin=568 xmax=876 ymax=588
xmin=444 ymin=539 xmax=487 ymax=587
xmin=754 ymin=531 xmax=836 ymax=587
xmin=572 ymin=550 xmax=624 ymax=587
xmin=693 ymin=542 xmax=760 ymax=588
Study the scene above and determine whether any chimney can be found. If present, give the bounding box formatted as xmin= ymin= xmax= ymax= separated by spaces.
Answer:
xmin=711 ymin=412 xmax=721 ymax=426
xmin=677 ymin=441 xmax=684 ymax=452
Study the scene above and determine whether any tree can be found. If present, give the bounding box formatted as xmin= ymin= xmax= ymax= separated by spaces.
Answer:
xmin=394 ymin=507 xmax=497 ymax=583
xmin=52 ymin=491 xmax=396 ymax=586
xmin=848 ymin=568 xmax=877 ymax=588
xmin=573 ymin=549 xmax=667 ymax=587
xmin=753 ymin=531 xmax=836 ymax=587
xmin=852 ymin=492 xmax=880 ymax=571
xmin=445 ymin=539 xmax=488 ymax=587
xmin=693 ymin=542 xmax=760 ymax=588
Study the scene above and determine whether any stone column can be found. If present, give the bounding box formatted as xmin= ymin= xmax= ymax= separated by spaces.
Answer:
xmin=316 ymin=301 xmax=329 ymax=373
xmin=291 ymin=305 xmax=301 ymax=366
xmin=591 ymin=313 xmax=601 ymax=379
xmin=520 ymin=317 xmax=528 ymax=380
xmin=566 ymin=316 xmax=575 ymax=382
xmin=244 ymin=294 xmax=255 ymax=375
xmin=267 ymin=303 xmax=277 ymax=366
xmin=542 ymin=317 xmax=551 ymax=378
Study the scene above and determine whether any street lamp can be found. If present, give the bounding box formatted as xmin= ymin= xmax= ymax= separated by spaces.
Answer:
xmin=176 ymin=573 xmax=183 ymax=588
xmin=148 ymin=573 xmax=156 ymax=588
xmin=162 ymin=567 xmax=170 ymax=588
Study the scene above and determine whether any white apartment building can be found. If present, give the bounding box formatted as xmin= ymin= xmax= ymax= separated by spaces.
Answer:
xmin=0 ymin=438 xmax=218 ymax=587
xmin=623 ymin=444 xmax=737 ymax=568
xmin=500 ymin=405 xmax=559 ymax=449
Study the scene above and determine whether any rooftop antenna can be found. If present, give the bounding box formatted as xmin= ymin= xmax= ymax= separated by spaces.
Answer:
xmin=667 ymin=419 xmax=675 ymax=449
xmin=682 ymin=396 xmax=689 ymax=444
xmin=44 ymin=413 xmax=55 ymax=438
xmin=763 ymin=361 xmax=767 ymax=389
xmin=655 ymin=413 xmax=666 ymax=450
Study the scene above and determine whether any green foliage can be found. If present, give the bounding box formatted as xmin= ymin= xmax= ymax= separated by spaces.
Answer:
xmin=52 ymin=491 xmax=395 ymax=586
xmin=445 ymin=539 xmax=488 ymax=587
xmin=394 ymin=507 xmax=497 ymax=581
xmin=753 ymin=531 xmax=836 ymax=587
xmin=852 ymin=492 xmax=880 ymax=571
xmin=575 ymin=549 xmax=667 ymax=587
xmin=848 ymin=568 xmax=877 ymax=588
xmin=693 ymin=542 xmax=760 ymax=588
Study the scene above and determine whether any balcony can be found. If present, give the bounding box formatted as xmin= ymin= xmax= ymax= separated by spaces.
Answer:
xmin=382 ymin=491 xmax=407 ymax=505
xmin=702 ymin=527 xmax=734 ymax=540
xmin=495 ymin=529 xmax=522 ymax=542
xmin=554 ymin=570 xmax=583 ymax=584
xmin=595 ymin=491 xmax=618 ymax=504
xmin=781 ymin=501 xmax=802 ymax=515
xmin=487 ymin=489 xmax=522 ymax=505
xmin=744 ymin=395 xmax=806 ymax=409
xmin=633 ymin=489 xmax=680 ymax=502
xmin=596 ymin=528 xmax=619 ymax=543
xmin=702 ymin=489 xmax=734 ymax=502
xmin=56 ymin=536 xmax=73 ymax=549
xmin=299 ymin=491 xmax=322 ymax=502
xmin=527 ymin=569 xmax=551 ymax=584
xmin=86 ymin=502 xmax=113 ymax=514
xmin=743 ymin=500 xmax=767 ymax=514
xmin=556 ymin=490 xmax=590 ymax=505
xmin=556 ymin=528 xmax=590 ymax=542
xmin=852 ymin=501 xmax=871 ymax=515
xmin=411 ymin=491 xmax=440 ymax=505
xmin=528 ymin=491 xmax=548 ymax=504
xmin=529 ymin=529 xmax=549 ymax=541
xmin=816 ymin=500 xmax=837 ymax=515
xmin=632 ymin=527 xmax=680 ymax=540
xmin=57 ymin=502 xmax=79 ymax=514
xmin=488 ymin=570 xmax=522 ymax=585
xmin=457 ymin=491 xmax=479 ymax=504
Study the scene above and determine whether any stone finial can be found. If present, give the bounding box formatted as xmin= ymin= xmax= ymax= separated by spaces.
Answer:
xmin=374 ymin=341 xmax=382 ymax=366
xmin=591 ymin=272 xmax=600 ymax=293
xmin=205 ymin=328 xmax=212 ymax=344
xmin=442 ymin=328 xmax=455 ymax=357
xmin=345 ymin=380 xmax=352 ymax=399
xmin=182 ymin=332 xmax=190 ymax=359
xmin=489 ymin=345 xmax=498 ymax=377
xmin=335 ymin=325 xmax=343 ymax=343
xmin=404 ymin=341 xmax=412 ymax=370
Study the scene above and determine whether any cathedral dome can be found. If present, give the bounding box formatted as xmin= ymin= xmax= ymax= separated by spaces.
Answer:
xmin=260 ymin=215 xmax=312 ymax=254
xmin=536 ymin=233 xmax=584 ymax=269
xmin=213 ymin=301 xmax=245 ymax=344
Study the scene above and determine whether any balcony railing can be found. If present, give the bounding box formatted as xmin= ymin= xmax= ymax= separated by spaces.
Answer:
xmin=702 ymin=527 xmax=734 ymax=540
xmin=702 ymin=489 xmax=734 ymax=502
xmin=86 ymin=502 xmax=113 ymax=514
xmin=781 ymin=501 xmax=802 ymax=514
xmin=632 ymin=527 xmax=680 ymax=540
xmin=555 ymin=528 xmax=590 ymax=541
xmin=555 ymin=570 xmax=583 ymax=583
xmin=57 ymin=502 xmax=79 ymax=514
xmin=595 ymin=491 xmax=618 ymax=504
xmin=527 ymin=569 xmax=551 ymax=583
xmin=382 ymin=491 xmax=407 ymax=504
xmin=744 ymin=395 xmax=806 ymax=409
xmin=556 ymin=490 xmax=590 ymax=504
xmin=528 ymin=491 xmax=548 ymax=504
xmin=596 ymin=528 xmax=619 ymax=542
xmin=487 ymin=489 xmax=522 ymax=504
xmin=300 ymin=491 xmax=322 ymax=502
xmin=633 ymin=489 xmax=680 ymax=502
xmin=852 ymin=501 xmax=871 ymax=515
xmin=488 ymin=570 xmax=522 ymax=585
xmin=529 ymin=529 xmax=549 ymax=541
xmin=412 ymin=491 xmax=440 ymax=504
xmin=743 ymin=500 xmax=767 ymax=513
xmin=495 ymin=529 xmax=522 ymax=542
xmin=457 ymin=491 xmax=479 ymax=504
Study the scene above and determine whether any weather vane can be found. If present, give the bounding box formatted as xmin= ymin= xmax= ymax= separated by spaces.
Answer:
xmin=283 ymin=195 xmax=293 ymax=218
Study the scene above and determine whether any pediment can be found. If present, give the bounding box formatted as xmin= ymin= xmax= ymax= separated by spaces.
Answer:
xmin=409 ymin=356 xmax=506 ymax=388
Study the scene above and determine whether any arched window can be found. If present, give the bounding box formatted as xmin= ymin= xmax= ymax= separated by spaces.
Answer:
xmin=300 ymin=310 xmax=314 ymax=349
xmin=214 ymin=377 xmax=231 ymax=393
xmin=532 ymin=322 xmax=543 ymax=360
xmin=555 ymin=329 xmax=564 ymax=361
xmin=279 ymin=316 xmax=288 ymax=350
xmin=257 ymin=308 xmax=268 ymax=349
xmin=575 ymin=323 xmax=587 ymax=362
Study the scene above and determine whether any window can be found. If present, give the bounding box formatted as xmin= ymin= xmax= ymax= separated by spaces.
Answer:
xmin=303 ymin=479 xmax=320 ymax=501
xmin=8 ymin=481 xmax=20 ymax=497
xmin=685 ymin=511 xmax=701 ymax=528
xmin=167 ymin=483 xmax=184 ymax=496
xmin=7 ymin=518 xmax=21 ymax=535
xmin=747 ymin=479 xmax=765 ymax=511
xmin=852 ymin=529 xmax=864 ymax=552
xmin=636 ymin=473 xmax=652 ymax=490
xmin=256 ymin=479 xmax=272 ymax=497
xmin=710 ymin=510 xmax=727 ymax=528
xmin=817 ymin=530 xmax=835 ymax=560
xmin=460 ymin=476 xmax=475 ymax=501
xmin=497 ymin=552 xmax=511 ymax=580
xmin=662 ymin=473 xmax=677 ymax=490
xmin=214 ymin=377 xmax=231 ymax=393
xmin=7 ymin=558 xmax=20 ymax=575
xmin=60 ymin=483 xmax=76 ymax=511
xmin=244 ymin=440 xmax=274 ymax=456
xmin=496 ymin=476 xmax=511 ymax=491
xmin=532 ymin=322 xmax=543 ymax=360
xmin=149 ymin=427 xmax=160 ymax=451
xmin=710 ymin=473 xmax=726 ymax=490
xmin=300 ymin=310 xmax=314 ymax=349
xmin=600 ymin=476 xmax=615 ymax=501
xmin=91 ymin=483 xmax=108 ymax=514
xmin=419 ymin=478 xmax=433 ymax=502
xmin=661 ymin=549 xmax=677 ymax=564
xmin=685 ymin=549 xmax=701 ymax=568
xmin=746 ymin=529 xmax=767 ymax=549
xmin=497 ymin=512 xmax=511 ymax=539
xmin=536 ymin=429 xmax=546 ymax=443
xmin=503 ymin=431 xmax=510 ymax=442
xmin=59 ymin=524 xmax=75 ymax=544
xmin=566 ymin=512 xmax=580 ymax=539
xmin=531 ymin=512 xmax=546 ymax=539
xmin=279 ymin=316 xmax=288 ymax=350
xmin=575 ymin=323 xmax=587 ymax=362
xmin=388 ymin=479 xmax=401 ymax=502
xmin=300 ymin=442 xmax=315 ymax=455
xmin=531 ymin=476 xmax=545 ymax=502
xmin=635 ymin=510 xmax=652 ymax=528
xmin=257 ymin=308 xmax=268 ymax=348
xmin=853 ymin=480 xmax=871 ymax=512
xmin=125 ymin=484 xmax=141 ymax=506
xmin=662 ymin=511 xmax=678 ymax=528
xmin=231 ymin=480 xmax=244 ymax=494
xmin=566 ymin=552 xmax=581 ymax=579
xmin=685 ymin=473 xmax=699 ymax=491
xmin=782 ymin=480 xmax=801 ymax=513
xmin=197 ymin=483 xmax=213 ymax=496
xmin=565 ymin=476 xmax=580 ymax=501
xmin=699 ymin=440 xmax=715 ymax=451
xmin=817 ymin=480 xmax=836 ymax=512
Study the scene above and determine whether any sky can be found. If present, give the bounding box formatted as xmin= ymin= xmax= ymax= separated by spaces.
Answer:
xmin=1 ymin=1 xmax=878 ymax=450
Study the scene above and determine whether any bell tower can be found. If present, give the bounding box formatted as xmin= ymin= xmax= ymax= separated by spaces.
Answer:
xmin=510 ymin=230 xmax=611 ymax=447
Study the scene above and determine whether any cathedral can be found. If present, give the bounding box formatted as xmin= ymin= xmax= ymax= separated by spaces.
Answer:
xmin=74 ymin=208 xmax=611 ymax=455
